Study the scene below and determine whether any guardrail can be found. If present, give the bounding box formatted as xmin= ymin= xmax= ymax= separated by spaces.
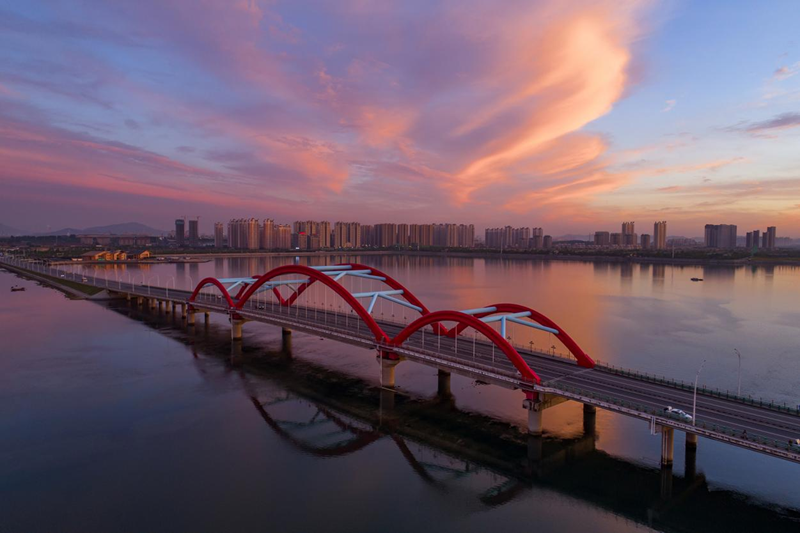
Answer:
xmin=553 ymin=382 xmax=800 ymax=454
xmin=594 ymin=360 xmax=800 ymax=416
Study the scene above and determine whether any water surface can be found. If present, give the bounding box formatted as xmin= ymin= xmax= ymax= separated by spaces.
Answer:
xmin=2 ymin=255 xmax=799 ymax=532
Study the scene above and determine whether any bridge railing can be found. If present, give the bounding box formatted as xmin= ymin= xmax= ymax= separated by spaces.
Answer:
xmin=593 ymin=360 xmax=800 ymax=417
xmin=555 ymin=382 xmax=800 ymax=453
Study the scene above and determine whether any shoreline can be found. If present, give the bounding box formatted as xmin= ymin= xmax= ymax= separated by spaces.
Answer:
xmin=147 ymin=249 xmax=800 ymax=268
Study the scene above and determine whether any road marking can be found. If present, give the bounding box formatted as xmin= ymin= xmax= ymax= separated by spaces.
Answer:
xmin=542 ymin=367 xmax=595 ymax=387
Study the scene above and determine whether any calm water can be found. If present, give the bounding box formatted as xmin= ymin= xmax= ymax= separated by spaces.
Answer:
xmin=2 ymin=255 xmax=799 ymax=532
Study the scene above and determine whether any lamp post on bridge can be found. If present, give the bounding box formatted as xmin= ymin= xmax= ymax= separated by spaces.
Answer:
xmin=166 ymin=276 xmax=175 ymax=299
xmin=692 ymin=359 xmax=706 ymax=426
xmin=147 ymin=275 xmax=159 ymax=296
xmin=733 ymin=349 xmax=742 ymax=396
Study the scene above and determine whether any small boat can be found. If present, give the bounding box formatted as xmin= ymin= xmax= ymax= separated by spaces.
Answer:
xmin=11 ymin=285 xmax=25 ymax=292
xmin=691 ymin=277 xmax=703 ymax=282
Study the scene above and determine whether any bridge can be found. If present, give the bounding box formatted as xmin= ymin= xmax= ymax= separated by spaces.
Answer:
xmin=3 ymin=256 xmax=800 ymax=468
xmin=111 ymin=312 xmax=800 ymax=532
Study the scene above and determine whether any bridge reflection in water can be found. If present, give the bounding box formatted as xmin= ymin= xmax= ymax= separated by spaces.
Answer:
xmin=115 ymin=301 xmax=800 ymax=532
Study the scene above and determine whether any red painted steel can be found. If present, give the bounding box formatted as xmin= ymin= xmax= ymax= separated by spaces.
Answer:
xmin=235 ymin=265 xmax=391 ymax=343
xmin=188 ymin=277 xmax=236 ymax=308
xmin=445 ymin=303 xmax=595 ymax=368
xmin=390 ymin=310 xmax=541 ymax=384
xmin=190 ymin=266 xmax=590 ymax=380
xmin=336 ymin=263 xmax=446 ymax=335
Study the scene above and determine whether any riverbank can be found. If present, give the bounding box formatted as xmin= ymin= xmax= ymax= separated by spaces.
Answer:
xmin=149 ymin=249 xmax=800 ymax=268
xmin=0 ymin=261 xmax=102 ymax=297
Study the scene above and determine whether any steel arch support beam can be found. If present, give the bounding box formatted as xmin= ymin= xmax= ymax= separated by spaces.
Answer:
xmin=389 ymin=310 xmax=540 ymax=384
xmin=339 ymin=263 xmax=446 ymax=334
xmin=235 ymin=265 xmax=390 ymax=343
xmin=447 ymin=303 xmax=594 ymax=368
xmin=189 ymin=277 xmax=236 ymax=308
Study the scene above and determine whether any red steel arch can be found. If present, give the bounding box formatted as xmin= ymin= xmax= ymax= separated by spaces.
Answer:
xmin=235 ymin=265 xmax=390 ymax=343
xmin=445 ymin=303 xmax=595 ymax=368
xmin=188 ymin=277 xmax=236 ymax=308
xmin=339 ymin=263 xmax=433 ymax=315
xmin=390 ymin=310 xmax=541 ymax=384
xmin=338 ymin=262 xmax=446 ymax=335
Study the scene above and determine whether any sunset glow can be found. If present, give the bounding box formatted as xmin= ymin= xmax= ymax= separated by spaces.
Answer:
xmin=2 ymin=0 xmax=800 ymax=235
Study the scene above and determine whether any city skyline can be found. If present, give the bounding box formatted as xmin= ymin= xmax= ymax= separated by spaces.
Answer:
xmin=3 ymin=2 xmax=800 ymax=236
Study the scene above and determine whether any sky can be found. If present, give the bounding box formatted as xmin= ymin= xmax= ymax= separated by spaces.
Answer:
xmin=1 ymin=0 xmax=800 ymax=237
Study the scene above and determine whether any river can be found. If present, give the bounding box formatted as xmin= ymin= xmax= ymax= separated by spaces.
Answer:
xmin=1 ymin=254 xmax=799 ymax=532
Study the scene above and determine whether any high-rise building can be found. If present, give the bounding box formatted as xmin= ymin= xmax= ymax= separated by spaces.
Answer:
xmin=214 ymin=222 xmax=224 ymax=248
xmin=275 ymin=225 xmax=292 ymax=249
xmin=397 ymin=224 xmax=409 ymax=247
xmin=361 ymin=225 xmax=375 ymax=247
xmin=457 ymin=224 xmax=475 ymax=248
xmin=334 ymin=222 xmax=361 ymax=248
xmin=175 ymin=218 xmax=185 ymax=246
xmin=246 ymin=218 xmax=259 ymax=250
xmin=543 ymin=235 xmax=553 ymax=249
xmin=653 ymin=221 xmax=667 ymax=250
xmin=227 ymin=220 xmax=238 ymax=248
xmin=766 ymin=226 xmax=777 ymax=250
xmin=188 ymin=218 xmax=199 ymax=244
xmin=261 ymin=219 xmax=274 ymax=249
xmin=594 ymin=231 xmax=610 ymax=246
xmin=530 ymin=227 xmax=543 ymax=249
xmin=319 ymin=221 xmax=332 ymax=248
xmin=375 ymin=223 xmax=397 ymax=247
xmin=704 ymin=224 xmax=738 ymax=249
xmin=408 ymin=223 xmax=435 ymax=247
xmin=621 ymin=221 xmax=636 ymax=246
xmin=610 ymin=233 xmax=623 ymax=246
xmin=641 ymin=234 xmax=651 ymax=249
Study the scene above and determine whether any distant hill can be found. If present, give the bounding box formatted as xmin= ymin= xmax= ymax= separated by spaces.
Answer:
xmin=42 ymin=222 xmax=168 ymax=236
xmin=0 ymin=223 xmax=23 ymax=236
xmin=78 ymin=222 xmax=168 ymax=236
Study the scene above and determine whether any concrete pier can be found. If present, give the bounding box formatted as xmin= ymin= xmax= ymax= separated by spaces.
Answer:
xmin=583 ymin=403 xmax=597 ymax=435
xmin=231 ymin=318 xmax=244 ymax=341
xmin=685 ymin=443 xmax=697 ymax=479
xmin=660 ymin=426 xmax=675 ymax=466
xmin=437 ymin=369 xmax=451 ymax=398
xmin=686 ymin=432 xmax=698 ymax=448
xmin=180 ymin=303 xmax=187 ymax=318
xmin=187 ymin=311 xmax=195 ymax=326
xmin=660 ymin=464 xmax=673 ymax=499
xmin=165 ymin=301 xmax=171 ymax=314
xmin=157 ymin=300 xmax=163 ymax=311
xmin=281 ymin=328 xmax=292 ymax=354
xmin=380 ymin=358 xmax=399 ymax=388
xmin=523 ymin=397 xmax=543 ymax=436
xmin=204 ymin=312 xmax=210 ymax=325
